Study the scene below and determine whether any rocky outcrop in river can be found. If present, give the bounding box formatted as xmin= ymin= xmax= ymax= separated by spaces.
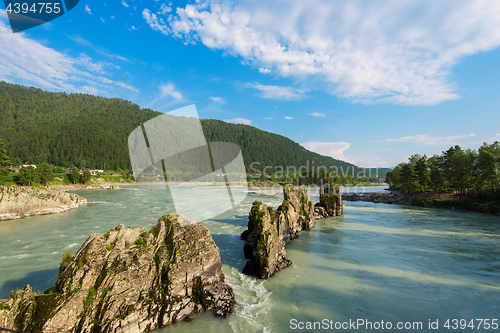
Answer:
xmin=0 ymin=186 xmax=87 ymax=221
xmin=0 ymin=214 xmax=234 ymax=332
xmin=315 ymin=183 xmax=343 ymax=219
xmin=241 ymin=185 xmax=316 ymax=278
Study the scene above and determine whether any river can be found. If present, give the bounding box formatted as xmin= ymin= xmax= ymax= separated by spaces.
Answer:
xmin=0 ymin=186 xmax=499 ymax=332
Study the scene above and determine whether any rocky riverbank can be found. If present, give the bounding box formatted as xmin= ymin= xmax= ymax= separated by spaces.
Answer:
xmin=0 ymin=186 xmax=88 ymax=221
xmin=343 ymin=192 xmax=500 ymax=215
xmin=241 ymin=184 xmax=344 ymax=279
xmin=0 ymin=214 xmax=234 ymax=332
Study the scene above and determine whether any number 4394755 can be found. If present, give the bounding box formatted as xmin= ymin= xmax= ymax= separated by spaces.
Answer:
xmin=5 ymin=2 xmax=62 ymax=14
xmin=444 ymin=319 xmax=498 ymax=330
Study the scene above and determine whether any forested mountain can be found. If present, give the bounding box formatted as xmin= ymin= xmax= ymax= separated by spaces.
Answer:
xmin=0 ymin=81 xmax=387 ymax=177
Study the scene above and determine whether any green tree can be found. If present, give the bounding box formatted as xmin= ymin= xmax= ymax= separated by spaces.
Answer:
xmin=0 ymin=138 xmax=11 ymax=184
xmin=37 ymin=163 xmax=54 ymax=186
xmin=475 ymin=142 xmax=499 ymax=192
xmin=414 ymin=155 xmax=429 ymax=191
xmin=399 ymin=163 xmax=417 ymax=194
xmin=82 ymin=169 xmax=91 ymax=184
xmin=18 ymin=166 xmax=38 ymax=186
xmin=428 ymin=155 xmax=444 ymax=192
xmin=69 ymin=167 xmax=80 ymax=184
xmin=441 ymin=145 xmax=473 ymax=194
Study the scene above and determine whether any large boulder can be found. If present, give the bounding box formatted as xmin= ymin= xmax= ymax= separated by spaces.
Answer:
xmin=276 ymin=185 xmax=316 ymax=242
xmin=242 ymin=185 xmax=315 ymax=279
xmin=242 ymin=201 xmax=292 ymax=279
xmin=0 ymin=214 xmax=234 ymax=332
xmin=315 ymin=183 xmax=343 ymax=218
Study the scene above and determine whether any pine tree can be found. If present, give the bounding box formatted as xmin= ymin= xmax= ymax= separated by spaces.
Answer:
xmin=37 ymin=163 xmax=54 ymax=186
xmin=414 ymin=156 xmax=429 ymax=191
xmin=400 ymin=163 xmax=417 ymax=194
xmin=82 ymin=170 xmax=91 ymax=184
xmin=18 ymin=166 xmax=38 ymax=186
xmin=70 ymin=167 xmax=80 ymax=184
xmin=0 ymin=138 xmax=11 ymax=184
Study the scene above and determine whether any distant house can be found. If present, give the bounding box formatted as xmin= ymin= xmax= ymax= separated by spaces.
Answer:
xmin=89 ymin=169 xmax=104 ymax=176
xmin=9 ymin=165 xmax=20 ymax=173
xmin=20 ymin=164 xmax=36 ymax=169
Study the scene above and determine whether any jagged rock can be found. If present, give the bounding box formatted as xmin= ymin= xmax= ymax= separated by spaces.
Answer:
xmin=276 ymin=185 xmax=316 ymax=242
xmin=315 ymin=183 xmax=343 ymax=219
xmin=242 ymin=185 xmax=316 ymax=279
xmin=0 ymin=214 xmax=234 ymax=333
xmin=242 ymin=201 xmax=291 ymax=279
xmin=0 ymin=186 xmax=87 ymax=221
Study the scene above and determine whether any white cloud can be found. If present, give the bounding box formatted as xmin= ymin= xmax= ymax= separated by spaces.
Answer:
xmin=0 ymin=17 xmax=138 ymax=95
xmin=159 ymin=3 xmax=172 ymax=15
xmin=284 ymin=116 xmax=294 ymax=120
xmin=148 ymin=0 xmax=500 ymax=106
xmin=100 ymin=17 xmax=105 ymax=23
xmin=159 ymin=83 xmax=182 ymax=100
xmin=85 ymin=5 xmax=92 ymax=14
xmin=489 ymin=133 xmax=500 ymax=142
xmin=308 ymin=112 xmax=325 ymax=118
xmin=258 ymin=68 xmax=271 ymax=74
xmin=302 ymin=141 xmax=351 ymax=162
xmin=210 ymin=96 xmax=225 ymax=103
xmin=226 ymin=117 xmax=252 ymax=125
xmin=122 ymin=1 xmax=129 ymax=8
xmin=347 ymin=154 xmax=400 ymax=168
xmin=142 ymin=8 xmax=169 ymax=35
xmin=69 ymin=35 xmax=132 ymax=63
xmin=265 ymin=117 xmax=272 ymax=120
xmin=384 ymin=133 xmax=476 ymax=145
xmin=246 ymin=83 xmax=305 ymax=100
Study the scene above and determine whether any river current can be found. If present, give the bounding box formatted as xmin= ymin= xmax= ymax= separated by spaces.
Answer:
xmin=0 ymin=186 xmax=499 ymax=332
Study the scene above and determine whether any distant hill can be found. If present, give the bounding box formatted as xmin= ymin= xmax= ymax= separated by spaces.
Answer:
xmin=0 ymin=81 xmax=389 ymax=178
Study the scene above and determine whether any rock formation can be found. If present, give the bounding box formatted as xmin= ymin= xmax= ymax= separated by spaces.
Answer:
xmin=241 ymin=201 xmax=292 ymax=279
xmin=0 ymin=186 xmax=87 ymax=221
xmin=315 ymin=183 xmax=343 ymax=219
xmin=0 ymin=214 xmax=234 ymax=332
xmin=241 ymin=185 xmax=316 ymax=279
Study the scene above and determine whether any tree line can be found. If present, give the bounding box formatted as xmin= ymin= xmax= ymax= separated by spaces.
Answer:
xmin=0 ymin=81 xmax=389 ymax=180
xmin=386 ymin=142 xmax=500 ymax=195
xmin=1 ymin=138 xmax=91 ymax=186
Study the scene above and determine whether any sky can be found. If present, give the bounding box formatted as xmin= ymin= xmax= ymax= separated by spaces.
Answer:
xmin=1 ymin=0 xmax=500 ymax=168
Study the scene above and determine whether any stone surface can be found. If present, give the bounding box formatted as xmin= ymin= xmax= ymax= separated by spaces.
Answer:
xmin=242 ymin=185 xmax=316 ymax=279
xmin=315 ymin=183 xmax=343 ymax=219
xmin=0 ymin=214 xmax=234 ymax=332
xmin=0 ymin=186 xmax=87 ymax=221
xmin=242 ymin=201 xmax=292 ymax=279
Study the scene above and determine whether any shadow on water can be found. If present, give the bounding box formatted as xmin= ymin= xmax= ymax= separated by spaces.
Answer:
xmin=0 ymin=268 xmax=59 ymax=299
xmin=210 ymin=233 xmax=246 ymax=271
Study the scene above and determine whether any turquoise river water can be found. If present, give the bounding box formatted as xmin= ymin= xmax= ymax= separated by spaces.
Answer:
xmin=0 ymin=186 xmax=499 ymax=332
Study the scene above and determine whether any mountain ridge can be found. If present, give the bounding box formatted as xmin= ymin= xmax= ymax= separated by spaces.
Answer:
xmin=0 ymin=81 xmax=390 ymax=178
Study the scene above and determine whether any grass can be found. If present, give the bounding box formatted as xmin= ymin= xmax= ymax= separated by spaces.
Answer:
xmin=62 ymin=250 xmax=74 ymax=264
xmin=83 ymin=287 xmax=97 ymax=309
xmin=134 ymin=238 xmax=147 ymax=249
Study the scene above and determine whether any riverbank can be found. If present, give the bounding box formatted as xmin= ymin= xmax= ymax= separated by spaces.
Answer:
xmin=343 ymin=191 xmax=500 ymax=215
xmin=0 ymin=186 xmax=88 ymax=221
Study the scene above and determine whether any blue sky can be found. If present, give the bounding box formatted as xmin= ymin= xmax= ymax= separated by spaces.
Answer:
xmin=1 ymin=0 xmax=500 ymax=167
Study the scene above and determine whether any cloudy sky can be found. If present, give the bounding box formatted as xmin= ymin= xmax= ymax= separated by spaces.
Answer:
xmin=1 ymin=0 xmax=500 ymax=167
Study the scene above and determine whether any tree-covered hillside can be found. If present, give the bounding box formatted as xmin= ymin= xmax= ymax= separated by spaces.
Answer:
xmin=0 ymin=81 xmax=386 ymax=177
